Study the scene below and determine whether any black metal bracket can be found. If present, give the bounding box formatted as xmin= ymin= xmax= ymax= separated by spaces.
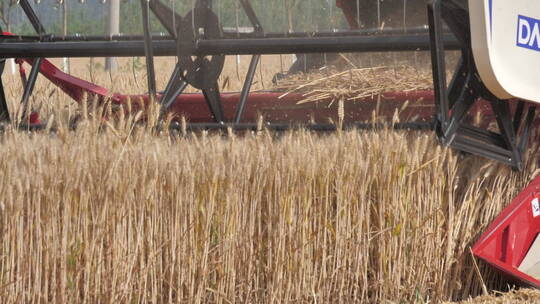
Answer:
xmin=145 ymin=0 xmax=226 ymax=122
xmin=145 ymin=0 xmax=267 ymax=123
xmin=233 ymin=0 xmax=264 ymax=123
xmin=140 ymin=0 xmax=157 ymax=100
xmin=238 ymin=0 xmax=264 ymax=35
xmin=20 ymin=0 xmax=47 ymax=37
xmin=20 ymin=58 xmax=42 ymax=122
xmin=428 ymin=0 xmax=536 ymax=170
xmin=158 ymin=63 xmax=187 ymax=120
xmin=234 ymin=54 xmax=260 ymax=123
xmin=148 ymin=0 xmax=183 ymax=38
xmin=0 ymin=26 xmax=10 ymax=123
xmin=14 ymin=1 xmax=46 ymax=125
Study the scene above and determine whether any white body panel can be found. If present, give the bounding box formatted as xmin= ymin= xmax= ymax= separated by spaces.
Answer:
xmin=469 ymin=0 xmax=540 ymax=103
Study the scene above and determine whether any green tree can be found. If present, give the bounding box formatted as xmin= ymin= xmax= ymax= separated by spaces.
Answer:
xmin=0 ymin=1 xmax=18 ymax=31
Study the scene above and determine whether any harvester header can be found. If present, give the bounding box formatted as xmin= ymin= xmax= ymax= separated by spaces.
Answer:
xmin=0 ymin=0 xmax=535 ymax=168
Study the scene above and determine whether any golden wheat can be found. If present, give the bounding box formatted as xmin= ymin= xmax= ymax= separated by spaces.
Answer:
xmin=0 ymin=56 xmax=537 ymax=303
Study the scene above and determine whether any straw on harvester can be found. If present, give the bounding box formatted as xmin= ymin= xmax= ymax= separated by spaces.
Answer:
xmin=273 ymin=65 xmax=433 ymax=105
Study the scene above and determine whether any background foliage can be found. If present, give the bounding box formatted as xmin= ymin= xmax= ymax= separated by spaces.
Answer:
xmin=0 ymin=0 xmax=349 ymax=35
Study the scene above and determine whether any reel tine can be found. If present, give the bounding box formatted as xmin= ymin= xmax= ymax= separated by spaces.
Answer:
xmin=140 ymin=0 xmax=157 ymax=100
xmin=377 ymin=0 xmax=381 ymax=28
xmin=20 ymin=58 xmax=42 ymax=122
xmin=330 ymin=0 xmax=334 ymax=31
xmin=403 ymin=0 xmax=407 ymax=31
xmin=191 ymin=0 xmax=196 ymax=38
xmin=356 ymin=0 xmax=360 ymax=28
xmin=285 ymin=0 xmax=292 ymax=33
xmin=202 ymin=83 xmax=225 ymax=123
xmin=159 ymin=64 xmax=187 ymax=118
xmin=0 ymin=25 xmax=9 ymax=123
xmin=235 ymin=0 xmax=241 ymax=80
xmin=20 ymin=0 xmax=46 ymax=36
xmin=106 ymin=0 xmax=120 ymax=71
xmin=61 ymin=0 xmax=70 ymax=73
xmin=239 ymin=0 xmax=263 ymax=33
xmin=171 ymin=0 xmax=177 ymax=40
xmin=0 ymin=77 xmax=9 ymax=123
xmin=148 ymin=0 xmax=183 ymax=38
xmin=234 ymin=54 xmax=260 ymax=124
xmin=0 ymin=57 xmax=10 ymax=123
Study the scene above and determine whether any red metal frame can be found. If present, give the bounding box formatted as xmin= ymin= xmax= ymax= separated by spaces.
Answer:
xmin=13 ymin=56 xmax=442 ymax=124
xmin=473 ymin=175 xmax=540 ymax=288
xmin=9 ymin=55 xmax=508 ymax=126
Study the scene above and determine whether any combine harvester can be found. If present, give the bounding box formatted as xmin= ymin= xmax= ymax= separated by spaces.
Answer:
xmin=1 ymin=0 xmax=540 ymax=290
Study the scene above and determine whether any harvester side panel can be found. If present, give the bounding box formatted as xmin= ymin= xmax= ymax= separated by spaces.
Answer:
xmin=469 ymin=0 xmax=540 ymax=102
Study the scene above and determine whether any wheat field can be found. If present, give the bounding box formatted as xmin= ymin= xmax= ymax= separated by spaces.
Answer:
xmin=0 ymin=55 xmax=539 ymax=303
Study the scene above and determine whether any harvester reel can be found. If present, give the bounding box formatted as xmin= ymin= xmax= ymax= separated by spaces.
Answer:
xmin=177 ymin=8 xmax=225 ymax=90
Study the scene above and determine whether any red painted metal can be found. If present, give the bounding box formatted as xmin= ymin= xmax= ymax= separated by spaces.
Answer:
xmin=22 ymin=58 xmax=114 ymax=104
xmin=9 ymin=55 xmax=505 ymax=125
xmin=473 ymin=175 xmax=540 ymax=288
xmin=117 ymin=91 xmax=437 ymax=123
xmin=16 ymin=56 xmax=442 ymax=124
